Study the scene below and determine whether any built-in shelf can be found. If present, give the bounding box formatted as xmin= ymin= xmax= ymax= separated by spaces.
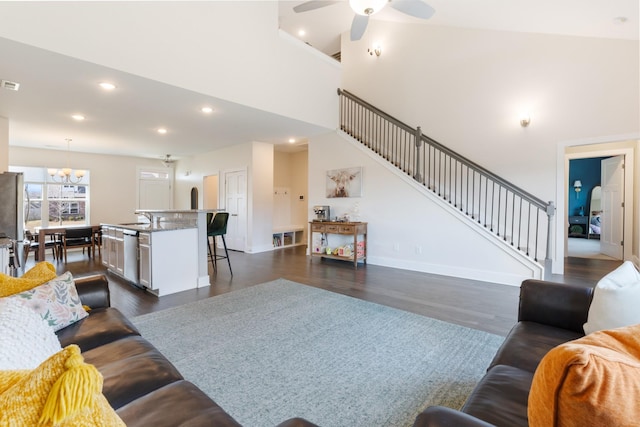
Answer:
xmin=273 ymin=226 xmax=305 ymax=249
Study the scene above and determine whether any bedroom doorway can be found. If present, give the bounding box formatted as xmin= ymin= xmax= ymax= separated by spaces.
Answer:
xmin=563 ymin=143 xmax=633 ymax=264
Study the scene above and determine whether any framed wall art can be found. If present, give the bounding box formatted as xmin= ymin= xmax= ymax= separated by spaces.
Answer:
xmin=326 ymin=167 xmax=362 ymax=198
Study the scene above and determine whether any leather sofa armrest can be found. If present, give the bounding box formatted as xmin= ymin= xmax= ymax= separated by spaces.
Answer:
xmin=412 ymin=406 xmax=495 ymax=427
xmin=518 ymin=279 xmax=594 ymax=333
xmin=275 ymin=418 xmax=320 ymax=427
xmin=74 ymin=274 xmax=111 ymax=309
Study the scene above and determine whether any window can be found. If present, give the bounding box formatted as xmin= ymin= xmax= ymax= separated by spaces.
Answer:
xmin=24 ymin=183 xmax=43 ymax=231
xmin=10 ymin=166 xmax=90 ymax=232
xmin=48 ymin=184 xmax=87 ymax=226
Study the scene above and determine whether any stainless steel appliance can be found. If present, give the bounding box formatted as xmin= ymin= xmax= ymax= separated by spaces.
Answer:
xmin=123 ymin=229 xmax=139 ymax=283
xmin=313 ymin=205 xmax=330 ymax=221
xmin=0 ymin=172 xmax=24 ymax=241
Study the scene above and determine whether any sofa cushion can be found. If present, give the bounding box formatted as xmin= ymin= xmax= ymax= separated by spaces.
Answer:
xmin=56 ymin=307 xmax=140 ymax=352
xmin=83 ymin=336 xmax=184 ymax=409
xmin=461 ymin=365 xmax=533 ymax=427
xmin=0 ymin=298 xmax=61 ymax=370
xmin=117 ymin=380 xmax=242 ymax=427
xmin=1 ymin=272 xmax=88 ymax=331
xmin=488 ymin=321 xmax=583 ymax=373
xmin=529 ymin=323 xmax=640 ymax=427
xmin=583 ymin=261 xmax=640 ymax=335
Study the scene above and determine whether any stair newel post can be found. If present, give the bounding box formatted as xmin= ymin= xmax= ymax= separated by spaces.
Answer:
xmin=414 ymin=126 xmax=422 ymax=183
xmin=544 ymin=201 xmax=555 ymax=279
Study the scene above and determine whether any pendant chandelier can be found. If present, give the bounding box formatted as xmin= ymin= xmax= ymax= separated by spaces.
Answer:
xmin=47 ymin=138 xmax=86 ymax=184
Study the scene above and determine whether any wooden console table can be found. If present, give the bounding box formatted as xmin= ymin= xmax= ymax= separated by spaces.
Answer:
xmin=309 ymin=221 xmax=367 ymax=268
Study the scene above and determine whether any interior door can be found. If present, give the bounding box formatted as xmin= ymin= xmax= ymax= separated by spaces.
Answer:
xmin=600 ymin=155 xmax=624 ymax=259
xmin=224 ymin=170 xmax=247 ymax=251
xmin=139 ymin=179 xmax=171 ymax=210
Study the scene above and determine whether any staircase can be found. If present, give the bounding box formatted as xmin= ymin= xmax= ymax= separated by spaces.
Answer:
xmin=337 ymin=89 xmax=554 ymax=273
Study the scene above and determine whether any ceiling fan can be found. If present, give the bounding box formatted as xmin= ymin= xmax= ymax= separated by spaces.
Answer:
xmin=161 ymin=154 xmax=175 ymax=167
xmin=293 ymin=0 xmax=435 ymax=41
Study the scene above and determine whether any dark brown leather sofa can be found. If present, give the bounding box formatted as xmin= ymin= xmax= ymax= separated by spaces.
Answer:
xmin=412 ymin=279 xmax=595 ymax=427
xmin=58 ymin=275 xmax=318 ymax=427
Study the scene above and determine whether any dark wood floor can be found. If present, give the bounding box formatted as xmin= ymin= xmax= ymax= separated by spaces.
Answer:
xmin=32 ymin=247 xmax=621 ymax=337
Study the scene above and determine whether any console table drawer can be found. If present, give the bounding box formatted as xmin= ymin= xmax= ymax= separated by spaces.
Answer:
xmin=338 ymin=225 xmax=354 ymax=234
xmin=325 ymin=224 xmax=340 ymax=233
xmin=311 ymin=224 xmax=325 ymax=232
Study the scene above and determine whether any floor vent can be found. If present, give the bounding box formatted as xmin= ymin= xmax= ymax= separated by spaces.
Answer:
xmin=1 ymin=80 xmax=20 ymax=91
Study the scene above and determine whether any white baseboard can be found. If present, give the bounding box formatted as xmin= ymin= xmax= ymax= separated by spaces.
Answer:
xmin=366 ymin=256 xmax=537 ymax=287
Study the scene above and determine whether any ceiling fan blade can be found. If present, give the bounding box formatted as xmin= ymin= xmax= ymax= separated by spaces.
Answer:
xmin=390 ymin=0 xmax=435 ymax=19
xmin=293 ymin=1 xmax=340 ymax=13
xmin=350 ymin=14 xmax=369 ymax=41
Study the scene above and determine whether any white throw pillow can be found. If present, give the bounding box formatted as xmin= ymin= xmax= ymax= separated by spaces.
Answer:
xmin=583 ymin=261 xmax=640 ymax=335
xmin=0 ymin=298 xmax=62 ymax=370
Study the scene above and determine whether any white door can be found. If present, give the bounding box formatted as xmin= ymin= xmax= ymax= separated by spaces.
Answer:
xmin=600 ymin=156 xmax=624 ymax=259
xmin=138 ymin=168 xmax=173 ymax=210
xmin=139 ymin=179 xmax=171 ymax=209
xmin=224 ymin=170 xmax=247 ymax=251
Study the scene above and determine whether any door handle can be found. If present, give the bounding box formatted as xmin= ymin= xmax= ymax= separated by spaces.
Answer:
xmin=231 ymin=214 xmax=238 ymax=217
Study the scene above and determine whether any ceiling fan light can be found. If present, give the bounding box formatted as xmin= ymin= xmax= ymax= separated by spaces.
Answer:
xmin=349 ymin=0 xmax=387 ymax=16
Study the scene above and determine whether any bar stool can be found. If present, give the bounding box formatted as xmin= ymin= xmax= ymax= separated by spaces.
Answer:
xmin=207 ymin=212 xmax=232 ymax=275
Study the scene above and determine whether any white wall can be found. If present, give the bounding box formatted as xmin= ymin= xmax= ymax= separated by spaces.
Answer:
xmin=339 ymin=22 xmax=639 ymax=274
xmin=0 ymin=117 xmax=8 ymax=172
xmin=290 ymin=151 xmax=309 ymax=229
xmin=250 ymin=142 xmax=274 ymax=253
xmin=0 ymin=2 xmax=340 ymax=130
xmin=274 ymin=150 xmax=309 ymax=230
xmin=9 ymin=146 xmax=163 ymax=225
xmin=341 ymin=22 xmax=639 ymax=202
xmin=174 ymin=141 xmax=275 ymax=254
xmin=309 ymin=132 xmax=539 ymax=285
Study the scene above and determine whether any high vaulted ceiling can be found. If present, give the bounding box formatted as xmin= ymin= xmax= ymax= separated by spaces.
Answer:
xmin=0 ymin=1 xmax=637 ymax=161
xmin=279 ymin=0 xmax=639 ymax=56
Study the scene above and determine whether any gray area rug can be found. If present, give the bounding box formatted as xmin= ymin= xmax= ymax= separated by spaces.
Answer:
xmin=132 ymin=279 xmax=503 ymax=427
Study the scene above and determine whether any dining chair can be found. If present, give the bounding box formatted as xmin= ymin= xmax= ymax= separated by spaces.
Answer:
xmin=24 ymin=230 xmax=60 ymax=261
xmin=62 ymin=227 xmax=94 ymax=263
xmin=207 ymin=212 xmax=232 ymax=275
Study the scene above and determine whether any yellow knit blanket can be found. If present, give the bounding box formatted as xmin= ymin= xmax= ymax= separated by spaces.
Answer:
xmin=0 ymin=345 xmax=125 ymax=426
xmin=0 ymin=262 xmax=57 ymax=297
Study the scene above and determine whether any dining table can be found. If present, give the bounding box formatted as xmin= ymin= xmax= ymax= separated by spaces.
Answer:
xmin=34 ymin=224 xmax=102 ymax=262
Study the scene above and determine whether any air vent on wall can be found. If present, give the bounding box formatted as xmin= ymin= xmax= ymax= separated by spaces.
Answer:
xmin=1 ymin=80 xmax=20 ymax=91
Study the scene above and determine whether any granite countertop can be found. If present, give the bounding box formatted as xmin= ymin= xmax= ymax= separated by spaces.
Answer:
xmin=0 ymin=237 xmax=12 ymax=248
xmin=100 ymin=222 xmax=197 ymax=233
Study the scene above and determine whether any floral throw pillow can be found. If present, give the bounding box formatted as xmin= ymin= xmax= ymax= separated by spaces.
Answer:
xmin=0 ymin=272 xmax=88 ymax=332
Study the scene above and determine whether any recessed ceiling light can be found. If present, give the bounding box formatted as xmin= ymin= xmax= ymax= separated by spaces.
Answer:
xmin=99 ymin=82 xmax=116 ymax=90
xmin=157 ymin=128 xmax=167 ymax=134
xmin=288 ymin=138 xmax=296 ymax=144
xmin=201 ymin=107 xmax=213 ymax=114
xmin=71 ymin=114 xmax=85 ymax=121
xmin=298 ymin=29 xmax=306 ymax=37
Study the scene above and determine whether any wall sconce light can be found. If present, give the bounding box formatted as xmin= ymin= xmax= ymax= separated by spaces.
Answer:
xmin=520 ymin=114 xmax=531 ymax=127
xmin=368 ymin=44 xmax=382 ymax=57
xmin=573 ymin=180 xmax=582 ymax=199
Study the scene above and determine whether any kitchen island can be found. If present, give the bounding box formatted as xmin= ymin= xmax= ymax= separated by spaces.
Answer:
xmin=102 ymin=209 xmax=216 ymax=296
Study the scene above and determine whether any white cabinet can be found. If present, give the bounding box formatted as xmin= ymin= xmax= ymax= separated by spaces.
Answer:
xmin=101 ymin=227 xmax=110 ymax=267
xmin=138 ymin=232 xmax=151 ymax=288
xmin=115 ymin=229 xmax=124 ymax=275
xmin=101 ymin=222 xmax=200 ymax=297
xmin=102 ymin=226 xmax=125 ymax=276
